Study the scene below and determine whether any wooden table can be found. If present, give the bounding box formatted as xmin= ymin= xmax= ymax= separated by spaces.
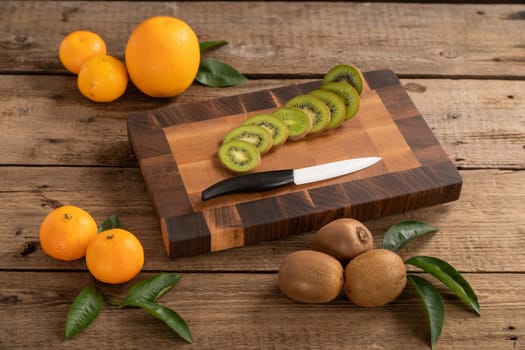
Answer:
xmin=1 ymin=1 xmax=524 ymax=349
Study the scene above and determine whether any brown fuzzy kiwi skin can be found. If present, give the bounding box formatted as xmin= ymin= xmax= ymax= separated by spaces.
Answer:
xmin=278 ymin=250 xmax=344 ymax=303
xmin=344 ymin=249 xmax=407 ymax=307
xmin=312 ymin=218 xmax=373 ymax=264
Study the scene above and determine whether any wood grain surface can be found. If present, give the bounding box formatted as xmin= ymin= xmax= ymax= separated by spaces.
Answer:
xmin=1 ymin=2 xmax=524 ymax=78
xmin=1 ymin=1 xmax=524 ymax=349
xmin=2 ymin=271 xmax=524 ymax=349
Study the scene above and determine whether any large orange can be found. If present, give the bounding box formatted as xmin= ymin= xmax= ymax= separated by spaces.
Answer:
xmin=39 ymin=205 xmax=98 ymax=261
xmin=59 ymin=31 xmax=107 ymax=74
xmin=125 ymin=16 xmax=200 ymax=98
xmin=86 ymin=228 xmax=144 ymax=284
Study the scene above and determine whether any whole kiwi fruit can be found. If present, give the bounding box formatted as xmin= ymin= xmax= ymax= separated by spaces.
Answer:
xmin=278 ymin=250 xmax=344 ymax=303
xmin=312 ymin=218 xmax=373 ymax=263
xmin=344 ymin=249 xmax=407 ymax=307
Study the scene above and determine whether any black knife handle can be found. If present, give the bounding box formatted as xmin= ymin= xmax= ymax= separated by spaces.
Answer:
xmin=201 ymin=169 xmax=294 ymax=201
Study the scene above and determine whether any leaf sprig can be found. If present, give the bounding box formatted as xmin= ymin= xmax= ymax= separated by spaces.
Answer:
xmin=64 ymin=216 xmax=192 ymax=342
xmin=196 ymin=40 xmax=247 ymax=87
xmin=65 ymin=273 xmax=190 ymax=342
xmin=382 ymin=220 xmax=480 ymax=349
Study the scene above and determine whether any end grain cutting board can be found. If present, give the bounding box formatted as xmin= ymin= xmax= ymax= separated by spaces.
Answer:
xmin=127 ymin=69 xmax=462 ymax=258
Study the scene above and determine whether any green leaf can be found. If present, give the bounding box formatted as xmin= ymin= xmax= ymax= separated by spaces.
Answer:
xmin=196 ymin=59 xmax=247 ymax=87
xmin=381 ymin=220 xmax=438 ymax=252
xmin=406 ymin=256 xmax=480 ymax=316
xmin=199 ymin=40 xmax=228 ymax=52
xmin=113 ymin=273 xmax=181 ymax=306
xmin=408 ymin=275 xmax=445 ymax=350
xmin=65 ymin=285 xmax=104 ymax=340
xmin=134 ymin=300 xmax=192 ymax=343
xmin=98 ymin=214 xmax=122 ymax=233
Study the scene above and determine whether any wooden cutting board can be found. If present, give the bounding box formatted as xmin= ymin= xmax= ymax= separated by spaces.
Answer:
xmin=127 ymin=69 xmax=462 ymax=258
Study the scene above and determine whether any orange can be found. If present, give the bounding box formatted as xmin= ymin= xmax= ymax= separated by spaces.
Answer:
xmin=125 ymin=16 xmax=200 ymax=98
xmin=39 ymin=205 xmax=98 ymax=261
xmin=59 ymin=31 xmax=107 ymax=74
xmin=77 ymin=55 xmax=128 ymax=102
xmin=86 ymin=228 xmax=144 ymax=284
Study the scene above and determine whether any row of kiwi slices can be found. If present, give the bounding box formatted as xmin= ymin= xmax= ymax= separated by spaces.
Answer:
xmin=218 ymin=64 xmax=363 ymax=174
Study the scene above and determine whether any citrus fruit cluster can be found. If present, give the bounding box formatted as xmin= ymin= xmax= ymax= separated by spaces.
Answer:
xmin=59 ymin=16 xmax=200 ymax=102
xmin=39 ymin=205 xmax=144 ymax=284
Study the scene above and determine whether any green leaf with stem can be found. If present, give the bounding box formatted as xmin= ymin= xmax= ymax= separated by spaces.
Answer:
xmin=200 ymin=40 xmax=228 ymax=52
xmin=98 ymin=214 xmax=122 ymax=233
xmin=408 ymin=275 xmax=445 ymax=350
xmin=65 ymin=285 xmax=104 ymax=340
xmin=406 ymin=256 xmax=480 ymax=316
xmin=133 ymin=300 xmax=192 ymax=343
xmin=382 ymin=220 xmax=438 ymax=252
xmin=196 ymin=59 xmax=247 ymax=87
xmin=112 ymin=273 xmax=181 ymax=306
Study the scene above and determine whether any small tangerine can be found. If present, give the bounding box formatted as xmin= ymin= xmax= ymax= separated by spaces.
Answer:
xmin=59 ymin=31 xmax=107 ymax=74
xmin=39 ymin=205 xmax=98 ymax=261
xmin=85 ymin=228 xmax=144 ymax=284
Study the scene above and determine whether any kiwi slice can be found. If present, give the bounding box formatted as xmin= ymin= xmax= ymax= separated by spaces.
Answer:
xmin=242 ymin=114 xmax=289 ymax=147
xmin=322 ymin=64 xmax=364 ymax=95
xmin=271 ymin=108 xmax=313 ymax=141
xmin=223 ymin=125 xmax=273 ymax=154
xmin=218 ymin=140 xmax=261 ymax=174
xmin=321 ymin=82 xmax=360 ymax=121
xmin=308 ymin=89 xmax=346 ymax=131
xmin=285 ymin=94 xmax=331 ymax=135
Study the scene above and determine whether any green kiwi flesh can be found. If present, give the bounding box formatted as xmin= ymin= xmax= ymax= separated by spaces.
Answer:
xmin=322 ymin=64 xmax=363 ymax=95
xmin=223 ymin=125 xmax=273 ymax=154
xmin=218 ymin=140 xmax=261 ymax=174
xmin=308 ymin=89 xmax=346 ymax=131
xmin=321 ymin=82 xmax=360 ymax=121
xmin=242 ymin=114 xmax=289 ymax=147
xmin=285 ymin=95 xmax=331 ymax=135
xmin=271 ymin=108 xmax=313 ymax=141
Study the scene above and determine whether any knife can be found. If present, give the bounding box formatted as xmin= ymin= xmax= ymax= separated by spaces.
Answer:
xmin=201 ymin=156 xmax=381 ymax=201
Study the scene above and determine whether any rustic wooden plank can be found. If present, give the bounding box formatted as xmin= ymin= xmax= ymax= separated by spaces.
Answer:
xmin=403 ymin=78 xmax=525 ymax=169
xmin=1 ymin=271 xmax=523 ymax=349
xmin=0 ymin=167 xmax=523 ymax=272
xmin=1 ymin=75 xmax=523 ymax=168
xmin=0 ymin=2 xmax=524 ymax=78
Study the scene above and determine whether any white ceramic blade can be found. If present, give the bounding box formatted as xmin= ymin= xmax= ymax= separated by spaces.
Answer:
xmin=293 ymin=156 xmax=381 ymax=185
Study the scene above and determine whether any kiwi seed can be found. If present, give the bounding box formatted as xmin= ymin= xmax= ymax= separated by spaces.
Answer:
xmin=223 ymin=124 xmax=273 ymax=154
xmin=218 ymin=140 xmax=261 ymax=174
xmin=285 ymin=94 xmax=331 ymax=135
xmin=242 ymin=114 xmax=289 ymax=147
xmin=308 ymin=89 xmax=346 ymax=131
xmin=271 ymin=108 xmax=312 ymax=141
xmin=322 ymin=64 xmax=364 ymax=95
xmin=321 ymin=82 xmax=360 ymax=121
